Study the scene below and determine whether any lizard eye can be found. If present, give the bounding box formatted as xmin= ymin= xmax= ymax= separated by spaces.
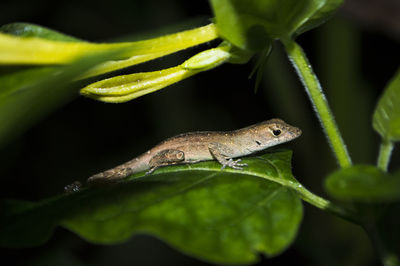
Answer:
xmin=272 ymin=129 xmax=282 ymax=136
xmin=255 ymin=140 xmax=261 ymax=145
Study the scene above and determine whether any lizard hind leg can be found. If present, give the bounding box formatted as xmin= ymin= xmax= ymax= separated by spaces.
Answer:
xmin=147 ymin=149 xmax=185 ymax=175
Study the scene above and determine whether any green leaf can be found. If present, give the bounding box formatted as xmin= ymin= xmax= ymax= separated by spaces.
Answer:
xmin=81 ymin=43 xmax=235 ymax=103
xmin=0 ymin=32 xmax=120 ymax=64
xmin=209 ymin=0 xmax=343 ymax=51
xmin=373 ymin=68 xmax=400 ymax=141
xmin=0 ymin=23 xmax=218 ymax=70
xmin=0 ymin=151 xmax=303 ymax=264
xmin=325 ymin=165 xmax=400 ymax=202
xmin=182 ymin=45 xmax=231 ymax=70
xmin=294 ymin=0 xmax=343 ymax=36
xmin=80 ymin=65 xmax=199 ymax=103
xmin=0 ymin=22 xmax=84 ymax=42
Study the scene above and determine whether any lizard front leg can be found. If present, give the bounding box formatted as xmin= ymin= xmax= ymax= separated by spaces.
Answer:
xmin=208 ymin=143 xmax=248 ymax=170
xmin=147 ymin=149 xmax=185 ymax=174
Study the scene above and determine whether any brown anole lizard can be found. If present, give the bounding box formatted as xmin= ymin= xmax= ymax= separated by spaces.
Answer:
xmin=87 ymin=119 xmax=301 ymax=184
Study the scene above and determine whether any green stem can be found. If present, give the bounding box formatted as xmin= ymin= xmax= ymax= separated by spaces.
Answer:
xmin=295 ymin=184 xmax=360 ymax=224
xmin=377 ymin=140 xmax=394 ymax=172
xmin=283 ymin=40 xmax=352 ymax=168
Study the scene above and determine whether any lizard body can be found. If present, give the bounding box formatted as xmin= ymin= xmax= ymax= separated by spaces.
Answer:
xmin=87 ymin=119 xmax=301 ymax=184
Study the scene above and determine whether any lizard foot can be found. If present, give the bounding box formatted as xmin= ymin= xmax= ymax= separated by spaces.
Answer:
xmin=221 ymin=158 xmax=248 ymax=170
xmin=145 ymin=167 xmax=157 ymax=175
xmin=64 ymin=181 xmax=82 ymax=194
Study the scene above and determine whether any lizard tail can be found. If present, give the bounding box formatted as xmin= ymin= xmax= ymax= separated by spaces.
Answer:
xmin=87 ymin=153 xmax=150 ymax=185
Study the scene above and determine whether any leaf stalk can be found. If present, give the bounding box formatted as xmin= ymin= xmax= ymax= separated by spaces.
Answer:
xmin=283 ymin=40 xmax=352 ymax=168
xmin=377 ymin=140 xmax=394 ymax=172
xmin=294 ymin=184 xmax=360 ymax=224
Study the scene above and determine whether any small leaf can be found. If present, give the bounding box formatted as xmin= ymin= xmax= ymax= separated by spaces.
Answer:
xmin=0 ymin=22 xmax=84 ymax=42
xmin=325 ymin=165 xmax=400 ymax=202
xmin=373 ymin=68 xmax=400 ymax=141
xmin=81 ymin=44 xmax=235 ymax=103
xmin=295 ymin=0 xmax=344 ymax=36
xmin=80 ymin=66 xmax=199 ymax=103
xmin=0 ymin=151 xmax=303 ymax=264
xmin=182 ymin=46 xmax=231 ymax=70
xmin=209 ymin=0 xmax=343 ymax=51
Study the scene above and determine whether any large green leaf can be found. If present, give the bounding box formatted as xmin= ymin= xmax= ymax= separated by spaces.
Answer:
xmin=373 ymin=68 xmax=400 ymax=141
xmin=0 ymin=151 xmax=303 ymax=264
xmin=325 ymin=165 xmax=400 ymax=202
xmin=209 ymin=0 xmax=343 ymax=51
xmin=0 ymin=23 xmax=218 ymax=69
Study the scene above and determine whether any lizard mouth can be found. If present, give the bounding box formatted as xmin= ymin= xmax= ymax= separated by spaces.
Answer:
xmin=291 ymin=127 xmax=302 ymax=138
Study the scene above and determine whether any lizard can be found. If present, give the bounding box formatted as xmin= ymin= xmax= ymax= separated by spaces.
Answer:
xmin=86 ymin=118 xmax=301 ymax=185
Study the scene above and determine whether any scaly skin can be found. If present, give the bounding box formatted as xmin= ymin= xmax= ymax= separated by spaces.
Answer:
xmin=87 ymin=119 xmax=301 ymax=184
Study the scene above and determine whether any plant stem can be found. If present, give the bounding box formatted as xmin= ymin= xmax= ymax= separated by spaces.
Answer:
xmin=295 ymin=184 xmax=360 ymax=224
xmin=377 ymin=140 xmax=394 ymax=172
xmin=283 ymin=40 xmax=352 ymax=168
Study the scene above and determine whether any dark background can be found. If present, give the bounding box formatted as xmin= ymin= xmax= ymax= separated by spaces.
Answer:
xmin=0 ymin=0 xmax=399 ymax=265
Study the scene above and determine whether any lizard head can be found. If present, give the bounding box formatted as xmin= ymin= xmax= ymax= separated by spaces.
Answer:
xmin=247 ymin=118 xmax=302 ymax=151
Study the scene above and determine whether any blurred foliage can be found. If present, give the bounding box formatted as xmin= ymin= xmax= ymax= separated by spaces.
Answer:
xmin=325 ymin=165 xmax=400 ymax=202
xmin=0 ymin=50 xmax=128 ymax=147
